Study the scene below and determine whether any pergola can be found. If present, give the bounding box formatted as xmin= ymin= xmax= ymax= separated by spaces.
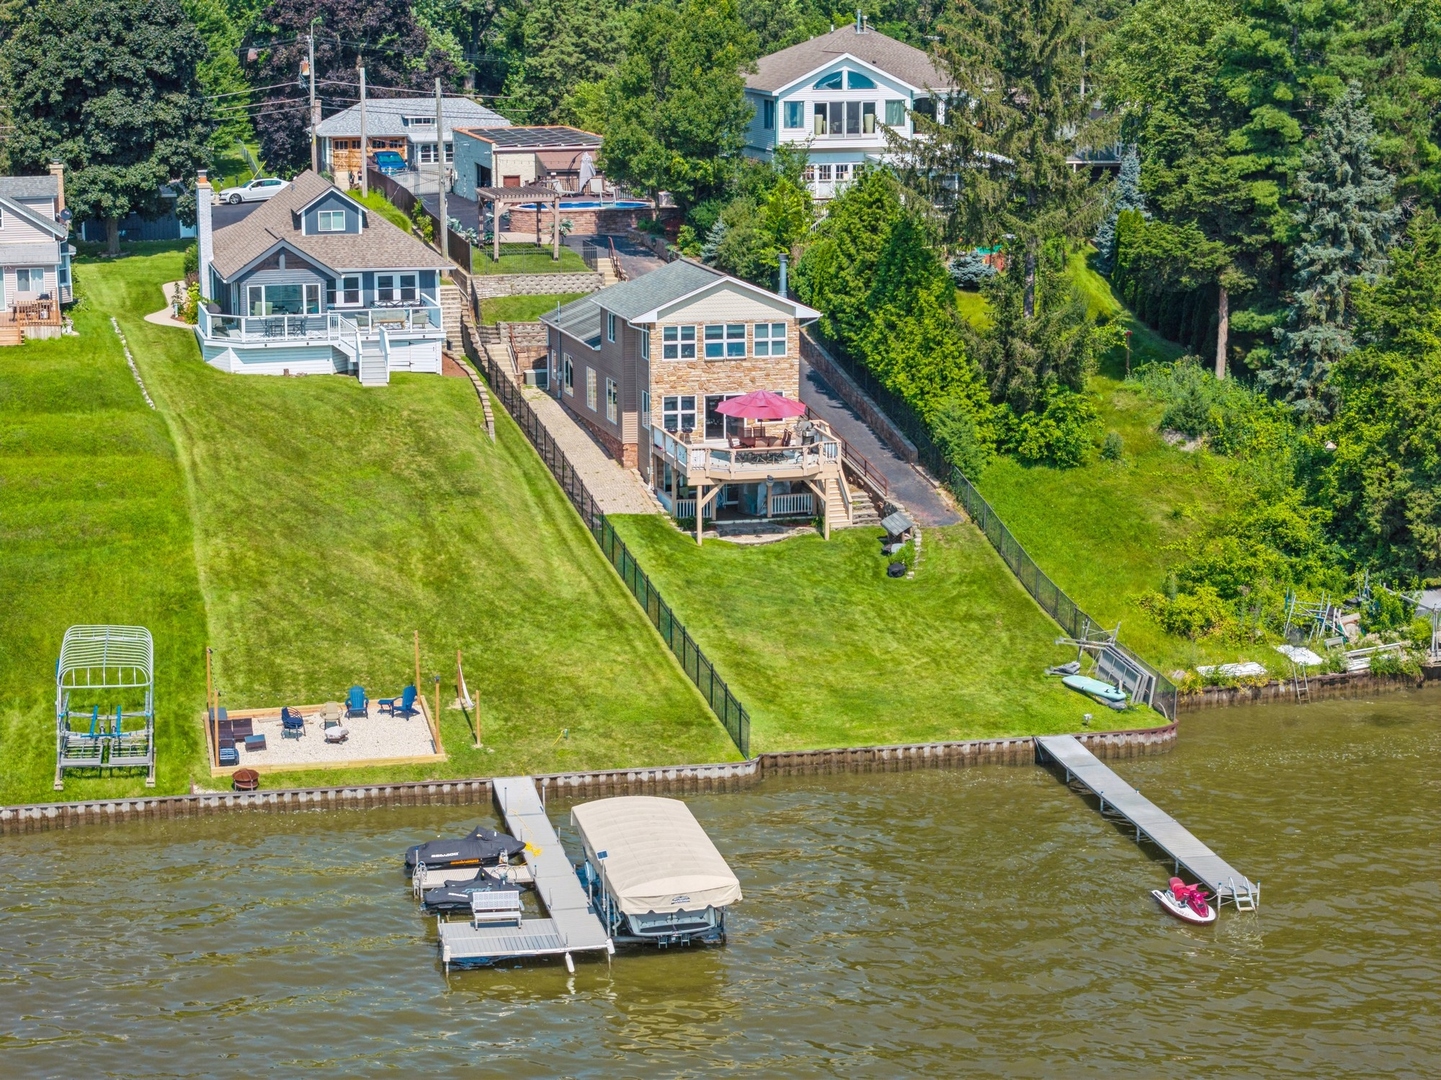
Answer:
xmin=54 ymin=625 xmax=156 ymax=789
xmin=475 ymin=185 xmax=563 ymax=262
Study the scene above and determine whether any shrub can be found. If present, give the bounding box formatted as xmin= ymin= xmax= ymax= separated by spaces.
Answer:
xmin=1408 ymin=617 xmax=1434 ymax=650
xmin=1139 ymin=585 xmax=1233 ymax=639
xmin=1370 ymin=651 xmax=1422 ymax=677
xmin=410 ymin=204 xmax=434 ymax=244
xmin=1100 ymin=430 xmax=1124 ymax=461
xmin=932 ymin=394 xmax=996 ymax=480
xmin=949 ymin=250 xmax=997 ymax=287
xmin=1002 ymin=390 xmax=1098 ymax=468
xmin=183 ymin=243 xmax=198 ymax=277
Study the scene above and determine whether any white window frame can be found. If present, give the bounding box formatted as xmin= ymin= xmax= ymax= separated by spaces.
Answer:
xmin=245 ymin=281 xmax=320 ymax=316
xmin=398 ymin=273 xmax=418 ymax=302
xmin=885 ymin=99 xmax=907 ymax=127
xmin=15 ymin=266 xmax=45 ymax=293
xmin=662 ymin=394 xmax=697 ymax=433
xmin=562 ymin=353 xmax=575 ymax=396
xmin=316 ymin=210 xmax=345 ymax=232
xmin=640 ymin=328 xmax=650 ymax=360
xmin=586 ymin=367 xmax=597 ymax=411
xmin=703 ymin=324 xmax=746 ymax=359
xmin=606 ymin=312 xmax=616 ymax=343
xmin=327 ymin=275 xmax=361 ymax=307
xmin=605 ymin=378 xmax=618 ymax=423
xmin=377 ymin=274 xmax=395 ymax=303
xmin=662 ymin=325 xmax=696 ymax=359
xmin=753 ymin=322 xmax=787 ymax=357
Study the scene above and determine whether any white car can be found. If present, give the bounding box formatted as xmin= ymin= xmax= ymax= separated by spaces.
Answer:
xmin=217 ymin=177 xmax=291 ymax=204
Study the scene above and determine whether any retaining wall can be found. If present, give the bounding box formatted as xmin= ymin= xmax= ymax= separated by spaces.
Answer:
xmin=1178 ymin=670 xmax=1426 ymax=711
xmin=472 ymin=272 xmax=602 ymax=300
xmin=0 ymin=725 xmax=1175 ymax=835
xmin=800 ymin=333 xmax=918 ymax=464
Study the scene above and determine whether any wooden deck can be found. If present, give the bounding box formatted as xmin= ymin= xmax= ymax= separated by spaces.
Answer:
xmin=1036 ymin=735 xmax=1260 ymax=909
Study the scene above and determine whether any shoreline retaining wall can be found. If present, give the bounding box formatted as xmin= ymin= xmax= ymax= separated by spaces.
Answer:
xmin=0 ymin=725 xmax=1175 ymax=835
xmin=1178 ymin=670 xmax=1427 ymax=711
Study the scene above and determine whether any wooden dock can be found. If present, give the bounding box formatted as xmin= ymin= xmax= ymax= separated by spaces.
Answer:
xmin=1035 ymin=735 xmax=1259 ymax=909
xmin=436 ymin=776 xmax=612 ymax=969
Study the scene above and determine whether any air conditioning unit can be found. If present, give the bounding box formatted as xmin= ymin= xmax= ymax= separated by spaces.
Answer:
xmin=524 ymin=367 xmax=549 ymax=389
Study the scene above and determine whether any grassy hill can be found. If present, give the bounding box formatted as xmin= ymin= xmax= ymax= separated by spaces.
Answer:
xmin=0 ymin=248 xmax=734 ymax=804
xmin=960 ymin=254 xmax=1248 ymax=673
xmin=609 ymin=517 xmax=1112 ymax=751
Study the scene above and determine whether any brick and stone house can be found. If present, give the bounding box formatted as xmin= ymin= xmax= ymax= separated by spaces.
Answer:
xmin=541 ymin=260 xmax=862 ymax=539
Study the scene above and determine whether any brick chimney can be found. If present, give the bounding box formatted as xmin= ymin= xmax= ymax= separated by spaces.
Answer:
xmin=49 ymin=161 xmax=65 ymax=213
xmin=196 ymin=169 xmax=213 ymax=300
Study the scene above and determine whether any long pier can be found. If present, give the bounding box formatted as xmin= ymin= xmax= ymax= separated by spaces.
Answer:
xmin=1035 ymin=735 xmax=1259 ymax=909
xmin=436 ymin=776 xmax=612 ymax=970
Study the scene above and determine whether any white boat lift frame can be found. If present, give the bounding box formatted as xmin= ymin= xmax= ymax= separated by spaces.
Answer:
xmin=54 ymin=625 xmax=155 ymax=790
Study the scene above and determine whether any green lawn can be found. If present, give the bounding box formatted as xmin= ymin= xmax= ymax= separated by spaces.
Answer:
xmin=481 ymin=292 xmax=589 ymax=325
xmin=473 ymin=244 xmax=591 ymax=275
xmin=968 ymin=251 xmax=1239 ymax=673
xmin=0 ymin=247 xmax=735 ymax=804
xmin=608 ymin=517 xmax=1125 ymax=751
xmin=354 ymin=189 xmax=413 ymax=232
xmin=0 ymin=260 xmax=211 ymax=804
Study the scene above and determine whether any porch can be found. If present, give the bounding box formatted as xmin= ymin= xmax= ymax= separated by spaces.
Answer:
xmin=197 ymin=302 xmax=441 ymax=344
xmin=650 ymin=418 xmax=854 ymax=543
xmin=2 ymin=297 xmax=66 ymax=344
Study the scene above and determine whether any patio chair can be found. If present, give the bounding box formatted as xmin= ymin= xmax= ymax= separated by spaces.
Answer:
xmin=345 ymin=686 xmax=368 ymax=718
xmin=281 ymin=707 xmax=306 ymax=738
xmin=379 ymin=684 xmax=419 ymax=719
xmin=218 ymin=739 xmax=239 ymax=767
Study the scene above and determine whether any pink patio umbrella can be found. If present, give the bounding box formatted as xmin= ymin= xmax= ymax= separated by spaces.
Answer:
xmin=714 ymin=390 xmax=807 ymax=421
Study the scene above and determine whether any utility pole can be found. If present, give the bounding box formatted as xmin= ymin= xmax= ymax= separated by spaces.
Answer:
xmin=434 ymin=77 xmax=447 ymax=257
xmin=358 ymin=64 xmax=368 ymax=197
xmin=307 ymin=29 xmax=318 ymax=173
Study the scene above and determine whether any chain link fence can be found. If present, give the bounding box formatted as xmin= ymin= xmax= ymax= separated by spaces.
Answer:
xmin=469 ymin=338 xmax=752 ymax=756
xmin=808 ymin=333 xmax=1178 ymax=720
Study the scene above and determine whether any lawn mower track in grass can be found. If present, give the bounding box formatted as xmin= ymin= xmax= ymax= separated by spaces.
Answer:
xmin=608 ymin=516 xmax=1116 ymax=751
xmin=0 ymin=259 xmax=210 ymax=804
xmin=0 ymin=247 xmax=733 ymax=805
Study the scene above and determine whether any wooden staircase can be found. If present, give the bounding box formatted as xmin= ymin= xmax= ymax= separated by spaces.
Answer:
xmin=0 ymin=323 xmax=23 ymax=347
xmin=845 ymin=486 xmax=882 ymax=527
xmin=357 ymin=337 xmax=388 ymax=386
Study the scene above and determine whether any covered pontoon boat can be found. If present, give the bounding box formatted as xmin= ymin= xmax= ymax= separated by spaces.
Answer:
xmin=571 ymin=796 xmax=742 ymax=947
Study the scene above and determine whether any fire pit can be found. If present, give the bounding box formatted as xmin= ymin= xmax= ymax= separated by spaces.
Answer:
xmin=887 ymin=561 xmax=907 ymax=578
xmin=232 ymin=768 xmax=260 ymax=792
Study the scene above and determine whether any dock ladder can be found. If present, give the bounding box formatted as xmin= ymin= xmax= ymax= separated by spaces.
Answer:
xmin=1291 ymin=662 xmax=1309 ymax=700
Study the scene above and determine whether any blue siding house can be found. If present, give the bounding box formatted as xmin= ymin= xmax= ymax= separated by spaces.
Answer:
xmin=194 ymin=170 xmax=448 ymax=385
xmin=742 ymin=20 xmax=954 ymax=200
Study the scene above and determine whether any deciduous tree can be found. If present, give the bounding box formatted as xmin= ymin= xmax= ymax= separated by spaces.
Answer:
xmin=1 ymin=0 xmax=212 ymax=254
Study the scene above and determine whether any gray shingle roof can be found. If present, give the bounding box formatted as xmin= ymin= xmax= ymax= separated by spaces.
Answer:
xmin=0 ymin=241 xmax=64 ymax=263
xmin=587 ymin=260 xmax=724 ymax=321
xmin=542 ymin=295 xmax=603 ymax=346
xmin=746 ymin=26 xmax=951 ymax=93
xmin=456 ymin=126 xmax=602 ymax=150
xmin=210 ymin=171 xmax=446 ymax=280
xmin=314 ymin=97 xmax=509 ymax=139
xmin=0 ymin=193 xmax=66 ymax=238
xmin=0 ymin=174 xmax=59 ymax=200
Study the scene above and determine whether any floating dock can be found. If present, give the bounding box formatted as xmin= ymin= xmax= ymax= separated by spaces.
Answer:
xmin=436 ymin=776 xmax=612 ymax=970
xmin=1035 ymin=736 xmax=1259 ymax=910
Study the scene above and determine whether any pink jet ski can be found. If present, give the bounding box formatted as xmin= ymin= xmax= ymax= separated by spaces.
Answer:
xmin=1152 ymin=876 xmax=1216 ymax=924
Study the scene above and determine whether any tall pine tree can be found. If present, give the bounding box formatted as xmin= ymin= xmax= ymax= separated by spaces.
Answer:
xmin=1094 ymin=145 xmax=1147 ymax=274
xmin=1266 ymin=85 xmax=1399 ymax=419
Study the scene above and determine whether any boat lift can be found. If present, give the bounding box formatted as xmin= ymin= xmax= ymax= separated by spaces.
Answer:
xmin=1055 ymin=620 xmax=1164 ymax=717
xmin=54 ymin=625 xmax=156 ymax=790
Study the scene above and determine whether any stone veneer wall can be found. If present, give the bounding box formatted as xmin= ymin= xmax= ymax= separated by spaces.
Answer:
xmin=644 ymin=321 xmax=802 ymax=429
xmin=0 ymin=725 xmax=1176 ymax=834
xmin=472 ymin=271 xmax=602 ymax=300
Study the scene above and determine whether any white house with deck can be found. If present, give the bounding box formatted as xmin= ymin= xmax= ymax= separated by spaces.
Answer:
xmin=742 ymin=19 xmax=954 ymax=200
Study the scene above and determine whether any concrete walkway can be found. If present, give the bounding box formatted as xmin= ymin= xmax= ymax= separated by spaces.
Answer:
xmin=143 ymin=282 xmax=193 ymax=330
xmin=799 ymin=361 xmax=961 ymax=527
xmin=522 ymin=388 xmax=661 ymax=515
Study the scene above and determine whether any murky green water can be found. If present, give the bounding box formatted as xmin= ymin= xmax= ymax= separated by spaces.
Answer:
xmin=2 ymin=693 xmax=1438 ymax=1077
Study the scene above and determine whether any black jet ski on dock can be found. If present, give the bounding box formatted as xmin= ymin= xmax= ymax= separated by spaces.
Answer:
xmin=421 ymin=867 xmax=525 ymax=913
xmin=403 ymin=825 xmax=526 ymax=874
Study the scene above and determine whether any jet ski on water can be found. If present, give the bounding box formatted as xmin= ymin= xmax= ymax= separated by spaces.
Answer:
xmin=403 ymin=825 xmax=527 ymax=875
xmin=1152 ymin=877 xmax=1216 ymax=925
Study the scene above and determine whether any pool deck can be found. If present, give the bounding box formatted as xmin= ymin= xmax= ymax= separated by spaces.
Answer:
xmin=1036 ymin=735 xmax=1259 ymax=909
xmin=436 ymin=776 xmax=612 ymax=969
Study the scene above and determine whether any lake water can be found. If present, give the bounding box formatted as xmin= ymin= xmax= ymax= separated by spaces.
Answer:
xmin=2 ymin=692 xmax=1437 ymax=1077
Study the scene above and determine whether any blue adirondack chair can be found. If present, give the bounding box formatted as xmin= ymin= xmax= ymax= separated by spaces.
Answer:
xmin=281 ymin=707 xmax=306 ymax=738
xmin=218 ymin=740 xmax=239 ymax=766
xmin=345 ymin=685 xmax=368 ymax=718
xmin=379 ymin=684 xmax=419 ymax=719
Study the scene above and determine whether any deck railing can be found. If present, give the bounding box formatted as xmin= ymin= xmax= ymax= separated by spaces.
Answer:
xmin=466 ymin=331 xmax=752 ymax=757
xmin=198 ymin=304 xmax=440 ymax=343
xmin=652 ymin=427 xmax=840 ymax=477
